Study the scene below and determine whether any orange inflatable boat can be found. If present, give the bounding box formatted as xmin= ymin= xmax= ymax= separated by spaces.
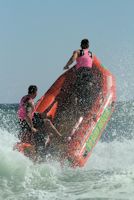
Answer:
xmin=15 ymin=55 xmax=116 ymax=167
xmin=34 ymin=55 xmax=116 ymax=167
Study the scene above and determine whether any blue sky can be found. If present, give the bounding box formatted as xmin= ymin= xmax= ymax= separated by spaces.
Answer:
xmin=0 ymin=0 xmax=134 ymax=103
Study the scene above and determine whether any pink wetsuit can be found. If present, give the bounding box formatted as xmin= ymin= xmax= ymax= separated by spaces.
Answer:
xmin=18 ymin=95 xmax=35 ymax=121
xmin=76 ymin=49 xmax=92 ymax=70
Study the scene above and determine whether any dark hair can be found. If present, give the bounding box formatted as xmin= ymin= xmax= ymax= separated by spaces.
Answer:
xmin=80 ymin=39 xmax=89 ymax=49
xmin=28 ymin=85 xmax=38 ymax=94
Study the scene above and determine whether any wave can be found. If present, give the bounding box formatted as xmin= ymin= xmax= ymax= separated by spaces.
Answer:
xmin=101 ymin=100 xmax=134 ymax=142
xmin=0 ymin=101 xmax=134 ymax=199
xmin=0 ymin=104 xmax=19 ymax=135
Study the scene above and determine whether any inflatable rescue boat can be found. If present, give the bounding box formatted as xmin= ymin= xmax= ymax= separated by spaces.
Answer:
xmin=15 ymin=55 xmax=116 ymax=167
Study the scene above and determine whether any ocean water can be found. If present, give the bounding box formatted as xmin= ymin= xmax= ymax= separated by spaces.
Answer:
xmin=0 ymin=102 xmax=134 ymax=200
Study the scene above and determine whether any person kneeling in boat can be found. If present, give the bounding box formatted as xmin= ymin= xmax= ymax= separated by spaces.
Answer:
xmin=17 ymin=85 xmax=61 ymax=156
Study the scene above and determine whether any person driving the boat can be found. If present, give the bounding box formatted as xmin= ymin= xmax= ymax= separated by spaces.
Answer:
xmin=63 ymin=38 xmax=93 ymax=71
xmin=63 ymin=39 xmax=94 ymax=114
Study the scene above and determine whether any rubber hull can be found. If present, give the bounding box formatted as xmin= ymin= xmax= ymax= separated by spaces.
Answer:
xmin=34 ymin=56 xmax=116 ymax=167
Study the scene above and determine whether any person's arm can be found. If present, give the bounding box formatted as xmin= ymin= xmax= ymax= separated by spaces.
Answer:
xmin=25 ymin=101 xmax=37 ymax=133
xmin=43 ymin=118 xmax=62 ymax=137
xmin=25 ymin=114 xmax=37 ymax=133
xmin=63 ymin=51 xmax=79 ymax=70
